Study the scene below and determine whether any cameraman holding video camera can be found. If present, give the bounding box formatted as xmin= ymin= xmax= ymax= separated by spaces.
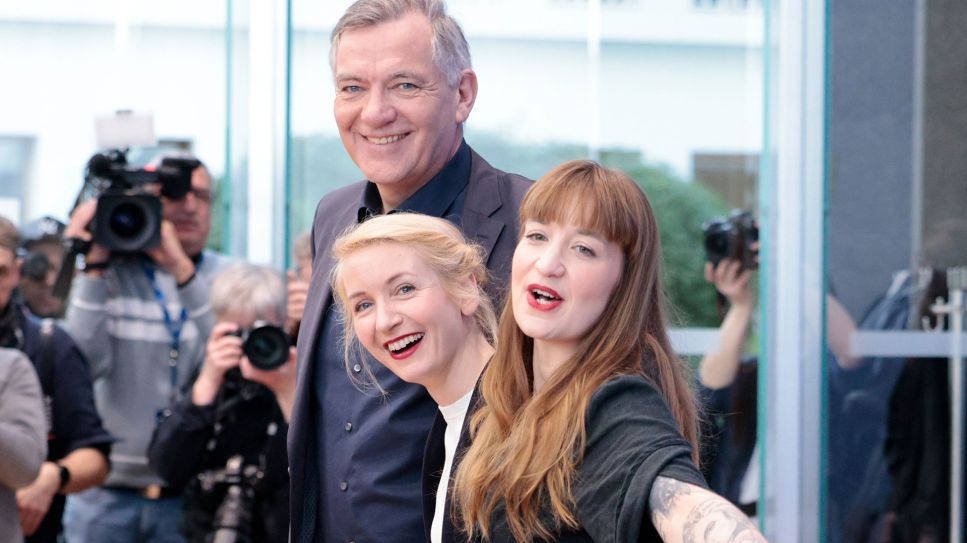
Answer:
xmin=148 ymin=263 xmax=294 ymax=543
xmin=61 ymin=152 xmax=231 ymax=543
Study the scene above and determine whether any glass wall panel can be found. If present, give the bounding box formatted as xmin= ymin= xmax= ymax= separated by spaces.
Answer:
xmin=226 ymin=0 xmax=250 ymax=257
xmin=0 ymin=2 xmax=234 ymax=252
xmin=825 ymin=1 xmax=967 ymax=541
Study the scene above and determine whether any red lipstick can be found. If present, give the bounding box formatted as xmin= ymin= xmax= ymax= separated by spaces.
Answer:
xmin=526 ymin=283 xmax=563 ymax=311
xmin=383 ymin=333 xmax=424 ymax=360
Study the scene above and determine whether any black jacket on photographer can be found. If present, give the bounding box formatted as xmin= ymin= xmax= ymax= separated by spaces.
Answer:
xmin=0 ymin=301 xmax=113 ymax=543
xmin=148 ymin=368 xmax=289 ymax=543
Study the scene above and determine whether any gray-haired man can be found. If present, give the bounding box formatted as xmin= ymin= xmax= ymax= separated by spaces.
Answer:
xmin=287 ymin=0 xmax=530 ymax=541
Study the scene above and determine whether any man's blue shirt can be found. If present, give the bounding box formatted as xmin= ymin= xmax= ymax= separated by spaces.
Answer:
xmin=311 ymin=142 xmax=470 ymax=542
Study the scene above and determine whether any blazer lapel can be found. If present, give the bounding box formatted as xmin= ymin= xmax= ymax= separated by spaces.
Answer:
xmin=292 ymin=199 xmax=355 ymax=440
xmin=424 ymin=383 xmax=484 ymax=543
xmin=461 ymin=149 xmax=508 ymax=268
xmin=422 ymin=413 xmax=448 ymax=542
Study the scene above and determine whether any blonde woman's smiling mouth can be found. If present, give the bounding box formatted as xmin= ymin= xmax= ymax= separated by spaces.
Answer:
xmin=384 ymin=332 xmax=425 ymax=359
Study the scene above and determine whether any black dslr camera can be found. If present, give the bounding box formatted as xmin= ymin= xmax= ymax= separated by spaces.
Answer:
xmin=702 ymin=210 xmax=759 ymax=270
xmin=85 ymin=149 xmax=200 ymax=252
xmin=230 ymin=322 xmax=292 ymax=371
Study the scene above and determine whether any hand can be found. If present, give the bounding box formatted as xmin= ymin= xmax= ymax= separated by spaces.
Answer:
xmin=145 ymin=221 xmax=194 ymax=284
xmin=705 ymin=258 xmax=754 ymax=307
xmin=16 ymin=462 xmax=59 ymax=536
xmin=191 ymin=321 xmax=243 ymax=405
xmin=65 ymin=199 xmax=110 ymax=268
xmin=241 ymin=346 xmax=298 ymax=420
xmin=285 ymin=270 xmax=309 ymax=336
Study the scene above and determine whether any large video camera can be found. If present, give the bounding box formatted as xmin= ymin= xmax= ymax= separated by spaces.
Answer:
xmin=702 ymin=210 xmax=759 ymax=271
xmin=85 ymin=149 xmax=200 ymax=253
xmin=230 ymin=322 xmax=292 ymax=371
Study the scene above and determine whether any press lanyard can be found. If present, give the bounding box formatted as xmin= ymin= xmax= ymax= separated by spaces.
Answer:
xmin=144 ymin=263 xmax=189 ymax=404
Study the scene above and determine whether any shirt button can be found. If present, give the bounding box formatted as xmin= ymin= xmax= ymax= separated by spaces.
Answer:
xmin=344 ymin=422 xmax=353 ymax=432
xmin=340 ymin=481 xmax=348 ymax=491
xmin=352 ymin=363 xmax=362 ymax=373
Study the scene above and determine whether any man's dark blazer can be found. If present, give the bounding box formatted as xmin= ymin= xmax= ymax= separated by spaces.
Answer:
xmin=288 ymin=147 xmax=531 ymax=541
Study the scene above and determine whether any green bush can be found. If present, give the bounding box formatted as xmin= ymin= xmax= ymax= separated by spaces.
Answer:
xmin=620 ymin=164 xmax=728 ymax=327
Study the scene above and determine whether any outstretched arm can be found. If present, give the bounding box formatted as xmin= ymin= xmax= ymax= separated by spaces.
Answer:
xmin=698 ymin=259 xmax=755 ymax=390
xmin=650 ymin=476 xmax=766 ymax=542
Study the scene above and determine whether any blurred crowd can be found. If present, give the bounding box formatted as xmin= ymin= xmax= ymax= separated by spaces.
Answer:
xmin=0 ymin=164 xmax=311 ymax=542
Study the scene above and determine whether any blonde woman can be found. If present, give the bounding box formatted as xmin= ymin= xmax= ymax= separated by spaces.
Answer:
xmin=453 ymin=161 xmax=767 ymax=542
xmin=330 ymin=213 xmax=497 ymax=543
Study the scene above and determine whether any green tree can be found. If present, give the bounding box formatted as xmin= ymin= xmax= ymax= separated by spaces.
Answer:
xmin=619 ymin=163 xmax=727 ymax=327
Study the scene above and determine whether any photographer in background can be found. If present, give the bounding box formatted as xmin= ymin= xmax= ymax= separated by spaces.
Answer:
xmin=0 ymin=216 xmax=112 ymax=543
xmin=148 ymin=263 xmax=294 ymax=543
xmin=61 ymin=153 xmax=231 ymax=543
xmin=18 ymin=217 xmax=68 ymax=319
xmin=697 ymin=254 xmax=759 ymax=516
xmin=698 ymin=212 xmax=859 ymax=520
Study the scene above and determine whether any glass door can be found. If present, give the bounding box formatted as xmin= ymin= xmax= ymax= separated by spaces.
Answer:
xmin=824 ymin=1 xmax=967 ymax=541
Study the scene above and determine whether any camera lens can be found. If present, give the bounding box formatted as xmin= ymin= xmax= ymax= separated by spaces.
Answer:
xmin=109 ymin=202 xmax=148 ymax=240
xmin=94 ymin=193 xmax=162 ymax=252
xmin=704 ymin=230 xmax=729 ymax=257
xmin=21 ymin=252 xmax=51 ymax=281
xmin=242 ymin=325 xmax=290 ymax=370
xmin=702 ymin=220 xmax=735 ymax=265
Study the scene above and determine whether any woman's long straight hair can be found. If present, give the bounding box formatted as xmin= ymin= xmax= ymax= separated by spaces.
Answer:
xmin=452 ymin=160 xmax=699 ymax=542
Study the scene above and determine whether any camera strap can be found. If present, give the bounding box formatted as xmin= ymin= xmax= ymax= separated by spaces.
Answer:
xmin=143 ymin=263 xmax=189 ymax=405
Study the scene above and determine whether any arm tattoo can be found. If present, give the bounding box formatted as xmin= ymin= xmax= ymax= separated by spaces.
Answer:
xmin=650 ymin=476 xmax=766 ymax=542
xmin=650 ymin=476 xmax=694 ymax=519
xmin=681 ymin=496 xmax=764 ymax=542
xmin=649 ymin=476 xmax=694 ymax=537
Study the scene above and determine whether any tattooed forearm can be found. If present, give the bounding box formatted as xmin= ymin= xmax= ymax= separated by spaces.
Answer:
xmin=681 ymin=496 xmax=764 ymax=542
xmin=650 ymin=476 xmax=694 ymax=520
xmin=649 ymin=477 xmax=766 ymax=542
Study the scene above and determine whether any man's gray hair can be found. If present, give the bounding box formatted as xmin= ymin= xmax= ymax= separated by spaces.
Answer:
xmin=210 ymin=263 xmax=286 ymax=324
xmin=329 ymin=0 xmax=472 ymax=87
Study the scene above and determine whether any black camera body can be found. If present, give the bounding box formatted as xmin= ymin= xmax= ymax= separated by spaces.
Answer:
xmin=86 ymin=150 xmax=200 ymax=252
xmin=20 ymin=251 xmax=53 ymax=282
xmin=196 ymin=455 xmax=258 ymax=543
xmin=702 ymin=210 xmax=759 ymax=270
xmin=230 ymin=322 xmax=291 ymax=371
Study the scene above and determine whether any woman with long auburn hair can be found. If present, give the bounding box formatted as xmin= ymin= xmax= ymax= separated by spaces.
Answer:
xmin=452 ymin=160 xmax=766 ymax=542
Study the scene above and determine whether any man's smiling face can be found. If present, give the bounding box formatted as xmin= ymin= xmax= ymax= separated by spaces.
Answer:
xmin=332 ymin=11 xmax=473 ymax=210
